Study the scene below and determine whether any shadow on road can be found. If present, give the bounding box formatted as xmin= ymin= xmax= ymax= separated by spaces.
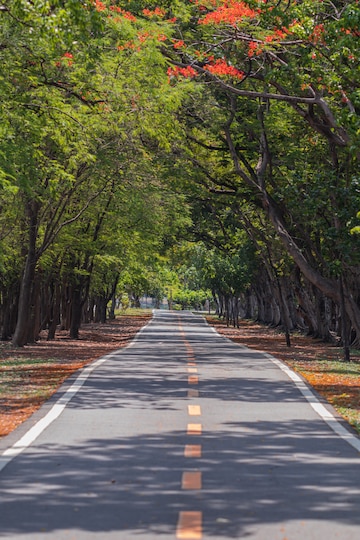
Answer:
xmin=1 ymin=310 xmax=359 ymax=538
xmin=1 ymin=422 xmax=360 ymax=538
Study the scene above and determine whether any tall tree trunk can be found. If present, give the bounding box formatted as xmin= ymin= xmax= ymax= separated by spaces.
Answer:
xmin=313 ymin=288 xmax=334 ymax=342
xmin=293 ymin=278 xmax=318 ymax=335
xmin=94 ymin=296 xmax=107 ymax=323
xmin=12 ymin=201 xmax=39 ymax=347
xmin=69 ymin=285 xmax=82 ymax=339
xmin=275 ymin=275 xmax=291 ymax=347
xmin=109 ymin=293 xmax=116 ymax=320
xmin=28 ymin=272 xmax=41 ymax=343
xmin=47 ymin=282 xmax=61 ymax=340
xmin=266 ymin=203 xmax=360 ymax=342
xmin=1 ymin=284 xmax=19 ymax=340
xmin=60 ymin=284 xmax=71 ymax=331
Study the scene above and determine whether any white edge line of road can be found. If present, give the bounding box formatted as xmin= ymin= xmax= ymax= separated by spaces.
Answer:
xmin=263 ymin=352 xmax=360 ymax=453
xmin=204 ymin=315 xmax=360 ymax=453
xmin=0 ymin=317 xmax=153 ymax=474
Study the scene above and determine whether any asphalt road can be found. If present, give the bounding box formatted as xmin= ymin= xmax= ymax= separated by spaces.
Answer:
xmin=1 ymin=310 xmax=360 ymax=540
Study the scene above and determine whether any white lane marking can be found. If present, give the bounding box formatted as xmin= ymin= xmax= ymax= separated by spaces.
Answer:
xmin=202 ymin=314 xmax=360 ymax=454
xmin=263 ymin=353 xmax=360 ymax=453
xmin=0 ymin=317 xmax=154 ymax=473
xmin=0 ymin=356 xmax=104 ymax=472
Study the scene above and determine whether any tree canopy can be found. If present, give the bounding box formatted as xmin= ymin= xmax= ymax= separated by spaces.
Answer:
xmin=0 ymin=1 xmax=359 ymax=354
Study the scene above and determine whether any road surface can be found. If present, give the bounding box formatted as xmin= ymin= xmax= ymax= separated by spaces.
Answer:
xmin=1 ymin=310 xmax=360 ymax=539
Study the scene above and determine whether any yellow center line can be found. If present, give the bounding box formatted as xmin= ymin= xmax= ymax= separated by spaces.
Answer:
xmin=188 ymin=405 xmax=201 ymax=416
xmin=182 ymin=471 xmax=202 ymax=490
xmin=187 ymin=367 xmax=198 ymax=373
xmin=187 ymin=423 xmax=202 ymax=435
xmin=176 ymin=511 xmax=202 ymax=539
xmin=178 ymin=318 xmax=203 ymax=539
xmin=184 ymin=445 xmax=202 ymax=458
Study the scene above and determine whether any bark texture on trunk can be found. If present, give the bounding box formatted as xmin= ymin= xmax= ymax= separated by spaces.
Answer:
xmin=12 ymin=202 xmax=39 ymax=347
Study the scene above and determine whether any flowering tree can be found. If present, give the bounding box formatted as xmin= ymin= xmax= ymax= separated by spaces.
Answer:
xmin=154 ymin=0 xmax=360 ymax=346
xmin=0 ymin=0 xmax=189 ymax=345
xmin=103 ymin=0 xmax=359 ymax=345
xmin=1 ymin=0 xmax=359 ymax=347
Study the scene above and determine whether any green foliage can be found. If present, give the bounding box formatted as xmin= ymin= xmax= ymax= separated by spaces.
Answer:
xmin=0 ymin=0 xmax=195 ymax=335
xmin=171 ymin=238 xmax=257 ymax=302
xmin=1 ymin=0 xmax=360 ymax=345
xmin=172 ymin=288 xmax=210 ymax=310
xmin=350 ymin=211 xmax=360 ymax=235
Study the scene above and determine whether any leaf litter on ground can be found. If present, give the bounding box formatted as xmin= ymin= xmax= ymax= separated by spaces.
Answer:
xmin=0 ymin=313 xmax=152 ymax=437
xmin=1 ymin=312 xmax=359 ymax=438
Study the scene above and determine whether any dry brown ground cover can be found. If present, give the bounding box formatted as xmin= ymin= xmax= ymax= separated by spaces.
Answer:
xmin=1 ymin=312 xmax=359 ymax=440
xmin=0 ymin=313 xmax=152 ymax=438
xmin=206 ymin=316 xmax=360 ymax=435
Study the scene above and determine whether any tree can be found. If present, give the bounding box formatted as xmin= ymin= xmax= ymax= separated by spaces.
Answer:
xmin=156 ymin=0 xmax=360 ymax=347
xmin=2 ymin=0 xmax=359 ymax=353
xmin=0 ymin=0 xmax=192 ymax=344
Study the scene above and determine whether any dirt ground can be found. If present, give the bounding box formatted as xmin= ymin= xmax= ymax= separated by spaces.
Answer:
xmin=1 ymin=312 xmax=359 ymax=438
xmin=0 ymin=314 xmax=152 ymax=437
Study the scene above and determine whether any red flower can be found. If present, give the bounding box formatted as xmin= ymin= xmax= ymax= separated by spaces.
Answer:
xmin=173 ymin=40 xmax=186 ymax=49
xmin=167 ymin=66 xmax=198 ymax=79
xmin=310 ymin=23 xmax=325 ymax=44
xmin=109 ymin=5 xmax=137 ymax=21
xmin=95 ymin=0 xmax=106 ymax=12
xmin=123 ymin=12 xmax=137 ymax=22
xmin=138 ymin=31 xmax=150 ymax=43
xmin=62 ymin=52 xmax=74 ymax=66
xmin=199 ymin=1 xmax=258 ymax=26
xmin=204 ymin=58 xmax=244 ymax=79
xmin=143 ymin=7 xmax=166 ymax=18
xmin=247 ymin=41 xmax=259 ymax=57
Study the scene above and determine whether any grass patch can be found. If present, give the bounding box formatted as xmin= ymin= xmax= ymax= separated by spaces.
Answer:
xmin=290 ymin=359 xmax=360 ymax=435
xmin=0 ymin=356 xmax=69 ymax=399
xmin=115 ymin=308 xmax=153 ymax=317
